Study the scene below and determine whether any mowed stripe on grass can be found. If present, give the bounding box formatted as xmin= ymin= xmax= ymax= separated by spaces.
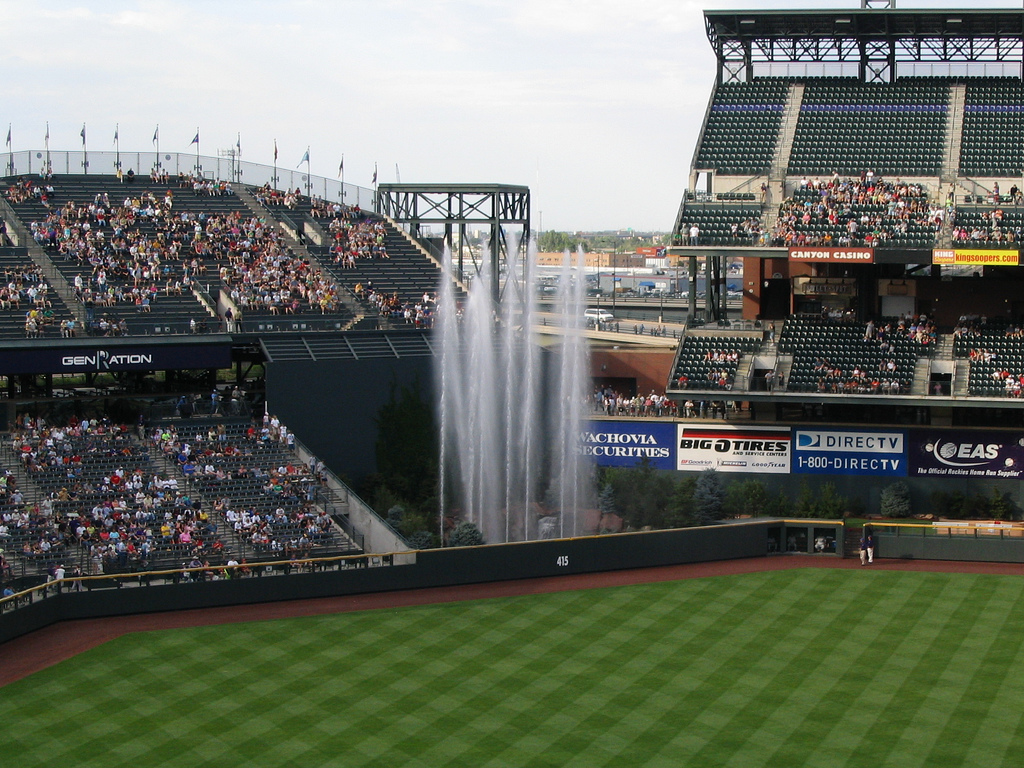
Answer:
xmin=3 ymin=569 xmax=1024 ymax=768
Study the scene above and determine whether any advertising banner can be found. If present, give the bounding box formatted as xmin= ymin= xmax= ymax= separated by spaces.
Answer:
xmin=932 ymin=249 xmax=1019 ymax=266
xmin=788 ymin=247 xmax=874 ymax=263
xmin=581 ymin=421 xmax=676 ymax=470
xmin=792 ymin=428 xmax=907 ymax=476
xmin=676 ymin=425 xmax=790 ymax=473
xmin=909 ymin=429 xmax=1024 ymax=478
xmin=0 ymin=344 xmax=233 ymax=375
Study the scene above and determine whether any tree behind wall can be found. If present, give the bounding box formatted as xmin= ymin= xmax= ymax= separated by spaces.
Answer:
xmin=449 ymin=521 xmax=485 ymax=547
xmin=880 ymin=481 xmax=912 ymax=518
xmin=694 ymin=469 xmax=724 ymax=525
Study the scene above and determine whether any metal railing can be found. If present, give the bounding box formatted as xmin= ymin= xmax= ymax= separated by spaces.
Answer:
xmin=1 ymin=149 xmax=377 ymax=210
xmin=874 ymin=520 xmax=1024 ymax=539
xmin=0 ymin=550 xmax=417 ymax=614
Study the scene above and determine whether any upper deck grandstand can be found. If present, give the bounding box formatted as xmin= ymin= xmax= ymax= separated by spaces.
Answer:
xmin=666 ymin=4 xmax=1024 ymax=421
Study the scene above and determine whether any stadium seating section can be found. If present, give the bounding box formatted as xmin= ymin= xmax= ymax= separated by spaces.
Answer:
xmin=788 ymin=78 xmax=949 ymax=177
xmin=953 ymin=320 xmax=1024 ymax=397
xmin=694 ymin=79 xmax=788 ymax=175
xmin=772 ymin=178 xmax=938 ymax=249
xmin=670 ymin=334 xmax=761 ymax=391
xmin=2 ymin=174 xmax=449 ymax=338
xmin=779 ymin=317 xmax=925 ymax=395
xmin=959 ymin=79 xmax=1023 ymax=177
xmin=0 ymin=246 xmax=77 ymax=337
xmin=952 ymin=205 xmax=1023 ymax=248
xmin=0 ymin=415 xmax=359 ymax=580
xmin=677 ymin=204 xmax=765 ymax=247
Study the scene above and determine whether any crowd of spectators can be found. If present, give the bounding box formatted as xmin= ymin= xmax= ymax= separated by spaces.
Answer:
xmin=153 ymin=415 xmax=334 ymax=559
xmin=0 ymin=262 xmax=65 ymax=337
xmin=18 ymin=180 xmax=351 ymax=324
xmin=221 ymin=241 xmax=343 ymax=315
xmin=328 ymin=218 xmax=388 ymax=268
xmin=355 ymin=281 xmax=435 ymax=327
xmin=8 ymin=414 xmax=219 ymax=575
xmin=0 ymin=405 xmax=353 ymax=596
xmin=809 ymin=358 xmax=904 ymax=394
xmin=252 ymin=184 xmax=303 ymax=209
xmin=864 ymin=315 xmax=937 ymax=347
xmin=594 ymin=388 xmax=676 ymax=417
xmin=951 ymin=203 xmax=1023 ymax=245
xmin=310 ymin=197 xmax=360 ymax=220
xmin=771 ymin=175 xmax=942 ymax=247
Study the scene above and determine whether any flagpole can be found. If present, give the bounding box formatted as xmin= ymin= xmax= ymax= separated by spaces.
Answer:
xmin=305 ymin=146 xmax=311 ymax=198
xmin=340 ymin=154 xmax=345 ymax=203
xmin=194 ymin=127 xmax=200 ymax=177
xmin=81 ymin=123 xmax=88 ymax=175
xmin=45 ymin=122 xmax=50 ymax=176
xmin=273 ymin=139 xmax=278 ymax=192
xmin=114 ymin=123 xmax=120 ymax=171
xmin=6 ymin=124 xmax=11 ymax=176
xmin=154 ymin=125 xmax=160 ymax=173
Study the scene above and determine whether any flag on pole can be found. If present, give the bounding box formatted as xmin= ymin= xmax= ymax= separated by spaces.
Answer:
xmin=81 ymin=124 xmax=86 ymax=145
xmin=113 ymin=125 xmax=118 ymax=144
xmin=298 ymin=148 xmax=309 ymax=167
xmin=372 ymin=163 xmax=377 ymax=185
xmin=5 ymin=126 xmax=10 ymax=147
xmin=396 ymin=163 xmax=400 ymax=183
xmin=190 ymin=131 xmax=199 ymax=145
xmin=338 ymin=156 xmax=344 ymax=177
xmin=152 ymin=126 xmax=159 ymax=144
xmin=45 ymin=123 xmax=49 ymax=142
xmin=273 ymin=139 xmax=278 ymax=162
xmin=236 ymin=133 xmax=241 ymax=154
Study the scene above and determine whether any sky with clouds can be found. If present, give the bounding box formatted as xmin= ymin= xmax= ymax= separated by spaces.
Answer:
xmin=2 ymin=0 xmax=1019 ymax=231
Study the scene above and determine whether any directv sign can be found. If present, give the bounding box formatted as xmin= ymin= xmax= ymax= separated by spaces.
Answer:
xmin=581 ymin=421 xmax=675 ymax=469
xmin=793 ymin=428 xmax=906 ymax=476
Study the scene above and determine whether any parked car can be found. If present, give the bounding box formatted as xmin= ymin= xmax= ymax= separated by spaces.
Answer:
xmin=584 ymin=308 xmax=615 ymax=323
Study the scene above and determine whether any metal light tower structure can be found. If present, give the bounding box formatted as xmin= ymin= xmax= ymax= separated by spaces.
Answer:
xmin=376 ymin=184 xmax=531 ymax=305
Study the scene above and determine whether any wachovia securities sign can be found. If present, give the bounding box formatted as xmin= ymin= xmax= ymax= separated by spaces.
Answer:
xmin=580 ymin=422 xmax=676 ymax=470
xmin=676 ymin=425 xmax=791 ymax=473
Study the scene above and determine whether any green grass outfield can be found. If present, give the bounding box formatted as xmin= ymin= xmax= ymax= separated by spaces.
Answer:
xmin=4 ymin=568 xmax=1024 ymax=767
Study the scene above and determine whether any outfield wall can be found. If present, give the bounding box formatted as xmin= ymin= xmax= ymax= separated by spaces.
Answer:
xmin=0 ymin=521 xmax=775 ymax=645
xmin=875 ymin=525 xmax=1024 ymax=564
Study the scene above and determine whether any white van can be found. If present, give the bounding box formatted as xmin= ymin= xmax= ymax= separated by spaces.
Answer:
xmin=584 ymin=309 xmax=615 ymax=323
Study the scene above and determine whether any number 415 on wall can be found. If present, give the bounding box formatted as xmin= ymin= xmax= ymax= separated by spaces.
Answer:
xmin=556 ymin=555 xmax=569 ymax=567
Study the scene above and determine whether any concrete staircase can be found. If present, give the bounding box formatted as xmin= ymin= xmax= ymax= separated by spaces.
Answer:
xmin=953 ymin=359 xmax=970 ymax=396
xmin=911 ymin=357 xmax=932 ymax=396
xmin=764 ymin=81 xmax=805 ymax=219
xmin=735 ymin=356 xmax=754 ymax=392
xmin=941 ymin=83 xmax=967 ymax=186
